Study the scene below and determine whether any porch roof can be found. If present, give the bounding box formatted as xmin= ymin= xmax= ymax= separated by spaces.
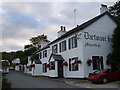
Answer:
xmin=49 ymin=54 xmax=65 ymax=61
xmin=33 ymin=59 xmax=42 ymax=64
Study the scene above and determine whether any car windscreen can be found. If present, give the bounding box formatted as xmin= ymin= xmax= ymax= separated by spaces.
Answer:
xmin=93 ymin=70 xmax=106 ymax=73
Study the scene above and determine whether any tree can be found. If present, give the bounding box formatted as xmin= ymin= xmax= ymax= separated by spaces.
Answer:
xmin=29 ymin=34 xmax=50 ymax=48
xmin=109 ymin=1 xmax=120 ymax=70
xmin=1 ymin=52 xmax=16 ymax=63
xmin=109 ymin=1 xmax=120 ymax=23
xmin=24 ymin=44 xmax=33 ymax=50
xmin=112 ymin=22 xmax=120 ymax=68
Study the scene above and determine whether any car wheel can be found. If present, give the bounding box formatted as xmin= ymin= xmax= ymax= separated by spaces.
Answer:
xmin=102 ymin=78 xmax=108 ymax=84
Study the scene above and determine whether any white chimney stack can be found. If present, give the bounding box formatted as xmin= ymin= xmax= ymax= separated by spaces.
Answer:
xmin=100 ymin=4 xmax=108 ymax=14
xmin=57 ymin=26 xmax=67 ymax=38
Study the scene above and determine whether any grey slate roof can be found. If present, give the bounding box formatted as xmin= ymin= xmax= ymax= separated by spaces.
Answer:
xmin=35 ymin=12 xmax=116 ymax=52
xmin=49 ymin=54 xmax=65 ymax=61
xmin=49 ymin=12 xmax=116 ymax=44
xmin=34 ymin=59 xmax=42 ymax=64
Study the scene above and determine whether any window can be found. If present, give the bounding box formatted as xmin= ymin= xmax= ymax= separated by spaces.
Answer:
xmin=43 ymin=63 xmax=47 ymax=73
xmin=69 ymin=57 xmax=79 ymax=71
xmin=39 ymin=52 xmax=42 ymax=59
xmin=52 ymin=44 xmax=58 ymax=54
xmin=50 ymin=61 xmax=55 ymax=70
xmin=68 ymin=36 xmax=77 ymax=49
xmin=43 ymin=50 xmax=47 ymax=58
xmin=59 ymin=40 xmax=66 ymax=52
xmin=92 ymin=56 xmax=103 ymax=70
xmin=29 ymin=67 xmax=32 ymax=71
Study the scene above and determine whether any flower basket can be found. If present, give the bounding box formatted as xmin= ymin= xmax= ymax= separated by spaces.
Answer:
xmin=62 ymin=62 xmax=68 ymax=66
xmin=87 ymin=60 xmax=93 ymax=66
xmin=29 ymin=65 xmax=32 ymax=68
xmin=106 ymin=59 xmax=111 ymax=65
xmin=26 ymin=66 xmax=29 ymax=68
xmin=32 ymin=64 xmax=35 ymax=67
xmin=46 ymin=64 xmax=50 ymax=67
xmin=30 ymin=64 xmax=35 ymax=67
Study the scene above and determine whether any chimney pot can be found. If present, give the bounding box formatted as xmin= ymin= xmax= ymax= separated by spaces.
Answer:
xmin=60 ymin=26 xmax=63 ymax=31
xmin=63 ymin=26 xmax=66 ymax=31
xmin=58 ymin=26 xmax=67 ymax=37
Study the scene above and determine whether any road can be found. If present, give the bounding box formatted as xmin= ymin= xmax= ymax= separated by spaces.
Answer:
xmin=6 ymin=71 xmax=79 ymax=88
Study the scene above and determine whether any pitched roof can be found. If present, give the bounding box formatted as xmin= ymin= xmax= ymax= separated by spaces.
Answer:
xmin=33 ymin=59 xmax=42 ymax=64
xmin=49 ymin=12 xmax=116 ymax=44
xmin=38 ymin=45 xmax=49 ymax=52
xmin=49 ymin=54 xmax=65 ymax=61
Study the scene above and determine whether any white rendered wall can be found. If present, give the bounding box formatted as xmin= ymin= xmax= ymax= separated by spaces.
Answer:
xmin=15 ymin=65 xmax=19 ymax=71
xmin=48 ymin=58 xmax=58 ymax=78
xmin=12 ymin=58 xmax=20 ymax=64
xmin=39 ymin=14 xmax=116 ymax=78
xmin=31 ymin=64 xmax=42 ymax=76
xmin=49 ymin=34 xmax=84 ymax=78
xmin=82 ymin=15 xmax=116 ymax=78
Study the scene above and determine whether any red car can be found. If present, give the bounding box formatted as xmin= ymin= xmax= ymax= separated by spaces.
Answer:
xmin=88 ymin=69 xmax=120 ymax=83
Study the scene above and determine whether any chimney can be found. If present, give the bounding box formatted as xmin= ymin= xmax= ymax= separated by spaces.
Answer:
xmin=100 ymin=4 xmax=108 ymax=14
xmin=57 ymin=26 xmax=67 ymax=37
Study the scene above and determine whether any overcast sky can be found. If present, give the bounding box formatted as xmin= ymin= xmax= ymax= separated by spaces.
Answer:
xmin=0 ymin=1 xmax=117 ymax=52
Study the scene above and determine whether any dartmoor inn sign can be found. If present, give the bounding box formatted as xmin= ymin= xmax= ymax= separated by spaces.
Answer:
xmin=83 ymin=32 xmax=112 ymax=47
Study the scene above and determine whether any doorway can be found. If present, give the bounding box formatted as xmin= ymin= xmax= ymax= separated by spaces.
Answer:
xmin=57 ymin=61 xmax=64 ymax=78
xmin=92 ymin=56 xmax=104 ymax=70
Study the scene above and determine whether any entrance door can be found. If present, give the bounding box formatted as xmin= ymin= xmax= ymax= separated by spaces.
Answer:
xmin=58 ymin=61 xmax=63 ymax=78
xmin=92 ymin=56 xmax=104 ymax=70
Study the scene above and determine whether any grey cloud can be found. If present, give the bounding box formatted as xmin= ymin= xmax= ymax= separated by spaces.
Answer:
xmin=1 ymin=2 xmax=115 ymax=52
xmin=2 ymin=8 xmax=43 ymax=39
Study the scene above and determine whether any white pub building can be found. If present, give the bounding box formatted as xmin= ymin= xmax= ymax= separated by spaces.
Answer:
xmin=30 ymin=5 xmax=116 ymax=78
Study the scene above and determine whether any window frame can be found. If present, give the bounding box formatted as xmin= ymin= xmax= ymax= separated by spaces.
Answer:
xmin=49 ymin=61 xmax=55 ymax=70
xmin=68 ymin=36 xmax=77 ymax=50
xmin=59 ymin=40 xmax=66 ymax=52
xmin=69 ymin=57 xmax=79 ymax=71
xmin=43 ymin=63 xmax=47 ymax=73
xmin=52 ymin=44 xmax=58 ymax=54
xmin=43 ymin=50 xmax=47 ymax=58
xmin=39 ymin=52 xmax=42 ymax=59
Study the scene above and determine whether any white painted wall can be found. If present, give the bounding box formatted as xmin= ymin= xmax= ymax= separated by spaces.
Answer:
xmin=15 ymin=65 xmax=19 ymax=71
xmin=49 ymin=61 xmax=58 ymax=77
xmin=49 ymin=33 xmax=84 ymax=78
xmin=24 ymin=65 xmax=27 ymax=73
xmin=12 ymin=58 xmax=20 ymax=64
xmin=38 ymin=14 xmax=116 ymax=78
xmin=82 ymin=14 xmax=116 ymax=78
xmin=31 ymin=64 xmax=42 ymax=76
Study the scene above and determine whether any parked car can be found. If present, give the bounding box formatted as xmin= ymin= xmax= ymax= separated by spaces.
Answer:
xmin=1 ymin=60 xmax=9 ymax=74
xmin=88 ymin=69 xmax=120 ymax=83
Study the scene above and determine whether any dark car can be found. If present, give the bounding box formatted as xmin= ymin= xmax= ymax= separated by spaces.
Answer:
xmin=88 ymin=69 xmax=120 ymax=83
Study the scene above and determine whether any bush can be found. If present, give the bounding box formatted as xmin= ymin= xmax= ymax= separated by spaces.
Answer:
xmin=2 ymin=74 xmax=12 ymax=90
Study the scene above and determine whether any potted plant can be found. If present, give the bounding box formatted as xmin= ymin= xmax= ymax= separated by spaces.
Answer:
xmin=87 ymin=60 xmax=93 ymax=66
xmin=46 ymin=64 xmax=50 ymax=67
xmin=30 ymin=64 xmax=35 ymax=67
xmin=62 ymin=62 xmax=68 ymax=66
xmin=26 ymin=66 xmax=29 ymax=68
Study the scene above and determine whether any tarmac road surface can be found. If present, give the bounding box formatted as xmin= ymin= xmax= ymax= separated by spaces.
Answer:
xmin=6 ymin=71 xmax=80 ymax=88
